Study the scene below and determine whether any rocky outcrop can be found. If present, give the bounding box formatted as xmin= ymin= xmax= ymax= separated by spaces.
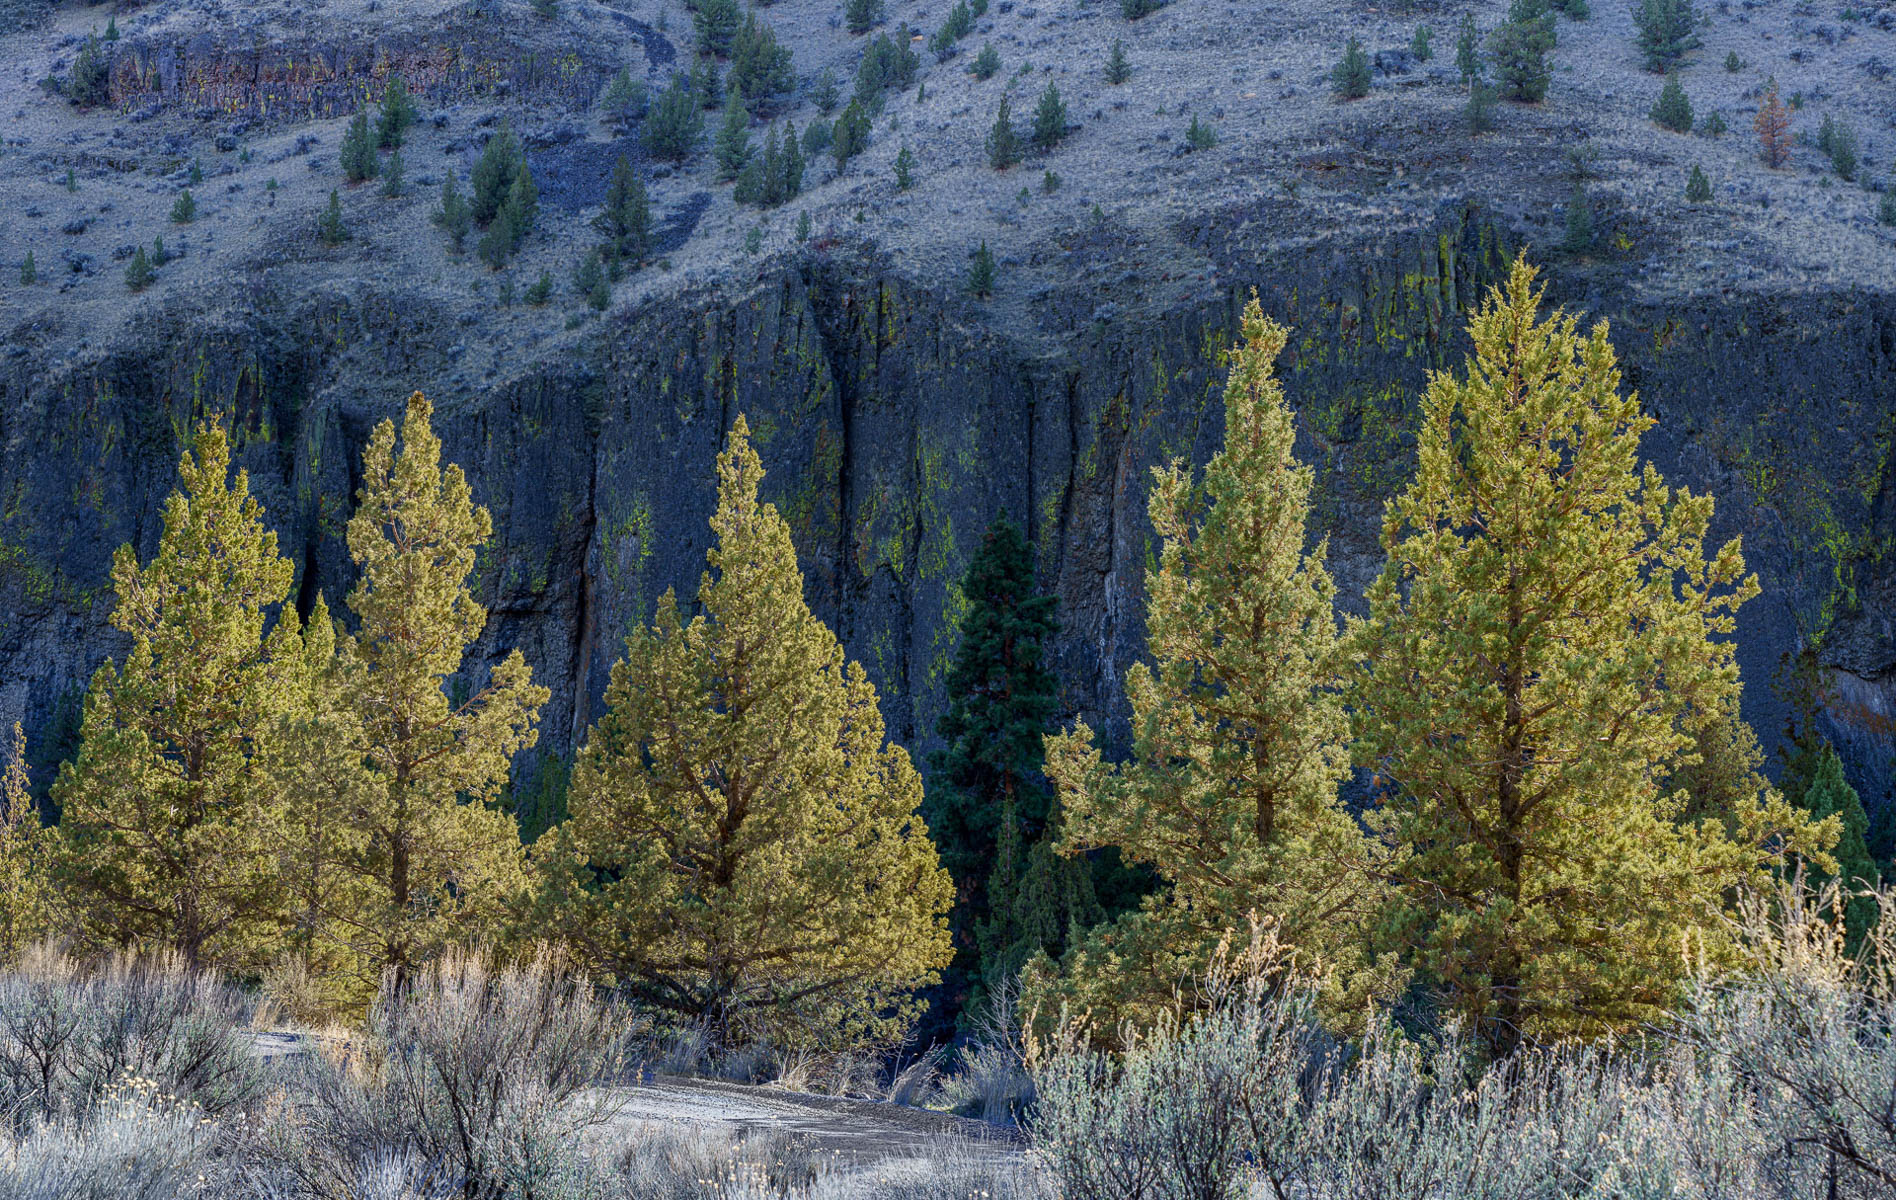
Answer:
xmin=3 ymin=204 xmax=1892 ymax=815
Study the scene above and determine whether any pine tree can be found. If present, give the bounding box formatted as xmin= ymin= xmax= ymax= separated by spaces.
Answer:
xmin=1347 ymin=256 xmax=1832 ymax=1056
xmin=1633 ymin=0 xmax=1698 ymax=73
xmin=1650 ymin=71 xmax=1693 ymax=132
xmin=1456 ymin=12 xmax=1483 ymax=89
xmin=377 ymin=77 xmax=418 ymax=149
xmin=1699 ymin=110 xmax=1726 ymax=137
xmin=380 ymin=149 xmax=406 ymax=197
xmin=971 ymin=42 xmax=1001 ymax=80
xmin=1105 ymin=39 xmax=1132 ymax=84
xmin=339 ymin=394 xmax=547 ymax=982
xmin=845 ymin=0 xmax=885 ymax=35
xmin=1562 ymin=180 xmax=1593 ymax=250
xmin=715 ymin=91 xmax=753 ymax=181
xmin=1332 ymin=37 xmax=1371 ymax=99
xmin=318 ymin=189 xmax=348 ymax=245
xmin=1755 ymin=78 xmax=1790 ymax=168
xmin=103 ymin=15 xmax=119 ymax=40
xmin=812 ymin=66 xmax=840 ymax=114
xmin=831 ymin=98 xmax=871 ymax=170
xmin=1786 ymin=748 xmax=1878 ymax=946
xmin=928 ymin=518 xmax=1090 ymax=1010
xmin=1819 ymin=114 xmax=1858 ymax=180
xmin=169 ymin=190 xmax=196 ymax=224
xmin=1685 ymin=163 xmax=1712 ymax=202
xmin=1 ymin=724 xmax=52 ymax=964
xmin=597 ymin=155 xmax=651 ymax=265
xmin=470 ymin=123 xmax=524 ymax=226
xmin=341 ymin=111 xmax=380 ymax=184
xmin=1489 ymin=10 xmax=1555 ymax=102
xmin=728 ymin=13 xmax=795 ymax=111
xmin=968 ymin=239 xmax=995 ymax=296
xmin=1184 ymin=114 xmax=1217 ymax=151
xmin=1040 ymin=295 xmax=1388 ymax=1034
xmin=68 ymin=35 xmax=110 ymax=108
xmin=894 ymin=143 xmax=915 ymax=189
xmin=51 ymin=422 xmax=299 ymax=970
xmin=986 ymin=97 xmax=1020 ymax=169
xmin=124 ymin=245 xmax=154 ymax=291
xmin=533 ymin=416 xmax=952 ymax=1049
xmin=573 ymin=249 xmax=608 ymax=310
xmin=601 ymin=66 xmax=647 ymax=128
xmin=1031 ymin=83 xmax=1068 ymax=152
xmin=692 ymin=0 xmax=743 ymax=57
xmin=1412 ymin=24 xmax=1434 ymax=60
xmin=433 ymin=171 xmax=472 ymax=252
xmin=20 ymin=250 xmax=35 ymax=285
xmin=643 ymin=75 xmax=704 ymax=162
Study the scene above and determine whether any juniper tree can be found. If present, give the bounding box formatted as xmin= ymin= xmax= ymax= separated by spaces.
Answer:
xmin=894 ymin=143 xmax=915 ymax=189
xmin=644 ymin=75 xmax=704 ymax=162
xmin=1781 ymin=737 xmax=1880 ymax=950
xmin=68 ymin=35 xmax=109 ymax=107
xmin=433 ymin=171 xmax=472 ymax=252
xmin=596 ymin=155 xmax=651 ymax=266
xmin=532 ymin=417 xmax=952 ymax=1049
xmin=574 ymin=250 xmax=608 ymax=311
xmin=693 ymin=0 xmax=743 ymax=56
xmin=525 ymin=270 xmax=554 ymax=305
xmin=1041 ymin=296 xmax=1389 ymax=1035
xmin=338 ymin=393 xmax=547 ymax=983
xmin=1562 ymin=181 xmax=1593 ymax=251
xmin=52 ymin=422 xmax=300 ymax=970
xmin=377 ymin=77 xmax=418 ymax=149
xmin=318 ymin=189 xmax=348 ymax=245
xmin=1490 ymin=9 xmax=1555 ymax=101
xmin=1699 ymin=110 xmax=1726 ymax=137
xmin=845 ymin=0 xmax=885 ymax=35
xmin=124 ymin=245 xmax=154 ymax=291
xmin=1031 ymin=83 xmax=1068 ymax=152
xmin=103 ymin=15 xmax=118 ymax=40
xmin=987 ymin=97 xmax=1020 ymax=168
xmin=1105 ymin=39 xmax=1131 ymax=83
xmin=341 ymin=111 xmax=380 ymax=183
xmin=1633 ymin=0 xmax=1698 ymax=73
xmin=170 ymin=190 xmax=196 ymax=223
xmin=1121 ymin=0 xmax=1163 ymax=18
xmin=1650 ymin=72 xmax=1693 ymax=131
xmin=1332 ymin=37 xmax=1371 ymax=100
xmin=1347 ymin=257 xmax=1833 ymax=1056
xmin=855 ymin=29 xmax=919 ymax=105
xmin=971 ymin=42 xmax=1001 ymax=80
xmin=1 ymin=724 xmax=51 ymax=964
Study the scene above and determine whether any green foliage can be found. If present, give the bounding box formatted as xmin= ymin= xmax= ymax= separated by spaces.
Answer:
xmin=728 ymin=13 xmax=795 ymax=110
xmin=68 ymin=35 xmax=109 ymax=107
xmin=1346 ymin=256 xmax=1829 ymax=1056
xmin=600 ymin=66 xmax=648 ymax=127
xmin=187 ymin=160 xmax=203 ymax=186
xmin=51 ymin=423 xmax=299 ymax=970
xmin=574 ymin=249 xmax=609 ymax=311
xmin=1489 ymin=11 xmax=1555 ymax=101
xmin=318 ymin=189 xmax=348 ymax=245
xmin=169 ymin=189 xmax=196 ymax=224
xmin=1819 ymin=114 xmax=1858 ymax=180
xmin=432 ymin=170 xmax=472 ymax=252
xmin=811 ymin=66 xmax=839 ymax=114
xmin=1456 ymin=12 xmax=1483 ymax=86
xmin=688 ymin=55 xmax=722 ymax=108
xmin=796 ymin=208 xmax=813 ymax=240
xmin=1184 ymin=114 xmax=1217 ymax=151
xmin=1466 ymin=78 xmax=1498 ymax=131
xmin=1332 ymin=36 xmax=1371 ymax=100
xmin=1412 ymin=23 xmax=1433 ymax=60
xmin=930 ymin=0 xmax=974 ymax=58
xmin=1782 ymin=743 xmax=1880 ymax=949
xmin=855 ymin=28 xmax=919 ymax=104
xmin=531 ymin=416 xmax=952 ymax=1050
xmin=63 ymin=168 xmax=76 ymax=193
xmin=530 ymin=0 xmax=558 ymax=15
xmin=1700 ymin=109 xmax=1727 ymax=137
xmin=831 ymin=98 xmax=871 ymax=170
xmin=1121 ymin=0 xmax=1163 ymax=19
xmin=971 ymin=42 xmax=1002 ymax=80
xmin=986 ymin=96 xmax=1020 ymax=169
xmin=1633 ymin=0 xmax=1699 ymax=73
xmin=844 ymin=0 xmax=885 ymax=34
xmin=1105 ymin=39 xmax=1131 ymax=84
xmin=1562 ymin=180 xmax=1593 ymax=250
xmin=470 ymin=123 xmax=523 ymax=225
xmin=894 ymin=143 xmax=915 ymax=189
xmin=800 ymin=118 xmax=832 ymax=156
xmin=643 ymin=75 xmax=704 ymax=162
xmin=340 ymin=111 xmax=379 ymax=184
xmin=1725 ymin=49 xmax=1742 ymax=72
xmin=19 ymin=250 xmax=34 ymax=285
xmin=733 ymin=121 xmax=803 ymax=207
xmin=1031 ymin=83 xmax=1068 ymax=151
xmin=1686 ymin=162 xmax=1712 ymax=201
xmin=103 ymin=15 xmax=118 ymax=40
xmin=380 ymin=148 xmax=405 ymax=197
xmin=596 ymin=155 xmax=651 ymax=265
xmin=525 ymin=270 xmax=553 ymax=305
xmin=968 ymin=239 xmax=995 ymax=296
xmin=1 ymin=724 xmax=51 ymax=962
xmin=691 ymin=0 xmax=742 ymax=57
xmin=1880 ymin=191 xmax=1896 ymax=227
xmin=377 ymin=77 xmax=418 ymax=149
xmin=1042 ymin=168 xmax=1060 ymax=192
xmin=477 ymin=160 xmax=538 ymax=268
xmin=714 ymin=91 xmax=752 ymax=181
xmin=1650 ymin=71 xmax=1693 ymax=132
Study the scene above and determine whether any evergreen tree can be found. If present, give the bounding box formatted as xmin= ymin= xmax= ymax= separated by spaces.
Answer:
xmin=986 ymin=97 xmax=1020 ymax=169
xmin=1184 ymin=114 xmax=1217 ymax=151
xmin=1466 ymin=79 xmax=1499 ymax=132
xmin=1650 ymin=71 xmax=1693 ymax=132
xmin=1818 ymin=114 xmax=1858 ymax=180
xmin=1332 ymin=37 xmax=1371 ymax=99
xmin=1121 ymin=0 xmax=1163 ymax=19
xmin=1347 ymin=257 xmax=1832 ymax=1056
xmin=341 ymin=111 xmax=380 ymax=184
xmin=845 ymin=0 xmax=885 ymax=35
xmin=1412 ymin=23 xmax=1433 ymax=60
xmin=1031 ymin=83 xmax=1069 ymax=152
xmin=1685 ymin=162 xmax=1712 ymax=201
xmin=20 ymin=250 xmax=35 ymax=286
xmin=968 ymin=239 xmax=995 ymax=296
xmin=433 ymin=170 xmax=472 ymax=252
xmin=124 ymin=245 xmax=154 ymax=291
xmin=971 ymin=42 xmax=1001 ymax=80
xmin=644 ymin=75 xmax=704 ymax=162
xmin=318 ymin=189 xmax=348 ymax=245
xmin=831 ymin=98 xmax=871 ymax=170
xmin=894 ymin=143 xmax=915 ymax=189
xmin=812 ymin=66 xmax=840 ymax=114
xmin=1105 ymin=39 xmax=1132 ymax=84
xmin=574 ymin=249 xmax=609 ymax=311
xmin=1698 ymin=109 xmax=1726 ymax=137
xmin=728 ymin=13 xmax=796 ymax=111
xmin=170 ymin=190 xmax=197 ymax=223
xmin=377 ymin=77 xmax=419 ymax=149
xmin=1633 ymin=0 xmax=1698 ymax=73
xmin=380 ymin=149 xmax=406 ymax=197
xmin=1783 ymin=746 xmax=1878 ymax=947
xmin=68 ymin=35 xmax=110 ymax=108
xmin=533 ymin=416 xmax=952 ymax=1049
xmin=51 ymin=422 xmax=299 ymax=970
xmin=1489 ymin=10 xmax=1555 ymax=101
xmin=928 ymin=518 xmax=1089 ymax=1009
xmin=1562 ymin=180 xmax=1593 ymax=251
xmin=715 ymin=90 xmax=753 ymax=181
xmin=339 ymin=393 xmax=548 ymax=982
xmin=1040 ymin=296 xmax=1389 ymax=1035
xmin=693 ymin=0 xmax=743 ymax=56
xmin=1754 ymin=78 xmax=1790 ymax=168
xmin=1456 ymin=12 xmax=1483 ymax=89
xmin=1 ymin=724 xmax=51 ymax=964
xmin=600 ymin=66 xmax=648 ymax=128
xmin=597 ymin=155 xmax=651 ymax=265
xmin=470 ymin=123 xmax=524 ymax=226
xmin=103 ymin=15 xmax=118 ymax=40
xmin=689 ymin=54 xmax=724 ymax=109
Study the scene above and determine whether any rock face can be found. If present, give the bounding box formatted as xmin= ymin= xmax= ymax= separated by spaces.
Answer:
xmin=3 ymin=203 xmax=1893 ymax=816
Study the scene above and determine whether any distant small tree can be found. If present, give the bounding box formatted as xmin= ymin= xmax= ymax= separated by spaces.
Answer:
xmin=971 ymin=42 xmax=1002 ymax=80
xmin=574 ymin=250 xmax=609 ymax=311
xmin=1818 ymin=114 xmax=1858 ymax=180
xmin=1685 ymin=163 xmax=1712 ymax=202
xmin=1724 ymin=49 xmax=1742 ymax=72
xmin=693 ymin=0 xmax=743 ymax=56
xmin=170 ymin=189 xmax=196 ymax=224
xmin=68 ymin=35 xmax=110 ymax=107
xmin=1121 ymin=0 xmax=1163 ymax=18
xmin=1031 ymin=83 xmax=1068 ymax=152
xmin=1633 ymin=0 xmax=1698 ymax=73
xmin=1489 ymin=10 xmax=1555 ymax=101
xmin=1562 ymin=180 xmax=1593 ymax=251
xmin=433 ymin=171 xmax=472 ymax=252
xmin=968 ymin=240 xmax=996 ymax=296
xmin=811 ymin=66 xmax=840 ymax=114
xmin=1411 ymin=24 xmax=1433 ymax=60
xmin=188 ymin=160 xmax=204 ymax=186
xmin=377 ymin=77 xmax=418 ymax=149
xmin=1466 ymin=79 xmax=1498 ymax=131
xmin=644 ymin=75 xmax=704 ymax=162
xmin=715 ymin=91 xmax=753 ymax=181
xmin=689 ymin=56 xmax=723 ymax=109
xmin=1650 ymin=71 xmax=1693 ymax=132
xmin=531 ymin=0 xmax=558 ymax=15
xmin=845 ymin=0 xmax=885 ymax=34
xmin=1456 ymin=12 xmax=1483 ymax=89
xmin=1879 ymin=192 xmax=1896 ymax=227
xmin=381 ymin=149 xmax=406 ymax=197
xmin=103 ymin=15 xmax=119 ymax=40
xmin=1185 ymin=114 xmax=1217 ymax=150
xmin=831 ymin=98 xmax=871 ymax=170
xmin=525 ymin=271 xmax=553 ymax=305
xmin=124 ymin=245 xmax=153 ymax=291
xmin=597 ymin=155 xmax=651 ymax=265
xmin=894 ymin=143 xmax=915 ymax=189
xmin=601 ymin=67 xmax=648 ymax=128
xmin=987 ymin=96 xmax=1021 ymax=168
xmin=1699 ymin=110 xmax=1726 ymax=137
xmin=19 ymin=250 xmax=35 ymax=285
xmin=1754 ymin=78 xmax=1790 ymax=168
xmin=1332 ymin=37 xmax=1371 ymax=99
xmin=470 ymin=123 xmax=524 ymax=225
xmin=341 ymin=111 xmax=380 ymax=184
xmin=318 ymin=189 xmax=348 ymax=245
xmin=151 ymin=235 xmax=168 ymax=265
xmin=855 ymin=29 xmax=920 ymax=104
xmin=1105 ymin=39 xmax=1131 ymax=83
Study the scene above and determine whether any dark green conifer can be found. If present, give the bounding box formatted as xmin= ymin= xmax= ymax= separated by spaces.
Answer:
xmin=1650 ymin=71 xmax=1693 ymax=132
xmin=124 ymin=245 xmax=153 ymax=291
xmin=968 ymin=239 xmax=995 ymax=296
xmin=1031 ymin=83 xmax=1068 ymax=151
xmin=341 ymin=111 xmax=380 ymax=184
xmin=1633 ymin=0 xmax=1698 ymax=73
xmin=986 ymin=97 xmax=1020 ymax=169
xmin=971 ymin=42 xmax=1001 ymax=80
xmin=1685 ymin=163 xmax=1712 ymax=201
xmin=643 ymin=76 xmax=704 ymax=162
xmin=377 ymin=77 xmax=418 ymax=149
xmin=845 ymin=0 xmax=885 ymax=34
xmin=715 ymin=91 xmax=753 ymax=181
xmin=433 ymin=170 xmax=472 ymax=252
xmin=1105 ymin=39 xmax=1132 ymax=84
xmin=1332 ymin=36 xmax=1371 ymax=100
xmin=318 ymin=189 xmax=348 ymax=245
xmin=894 ymin=144 xmax=915 ymax=190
